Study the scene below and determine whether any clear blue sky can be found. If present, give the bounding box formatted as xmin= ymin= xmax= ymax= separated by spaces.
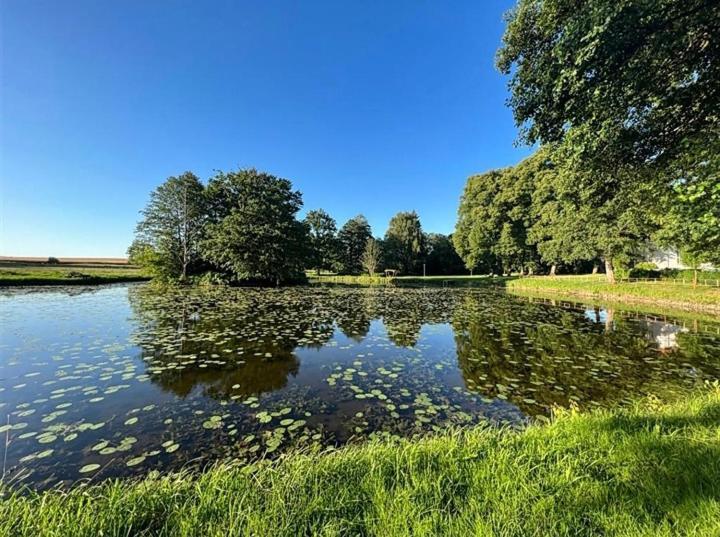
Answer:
xmin=1 ymin=0 xmax=530 ymax=257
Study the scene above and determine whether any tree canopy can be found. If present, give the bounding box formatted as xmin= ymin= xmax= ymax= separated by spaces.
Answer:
xmin=338 ymin=215 xmax=373 ymax=275
xmin=304 ymin=209 xmax=340 ymax=275
xmin=132 ymin=172 xmax=206 ymax=280
xmin=383 ymin=211 xmax=425 ymax=275
xmin=361 ymin=238 xmax=382 ymax=276
xmin=492 ymin=0 xmax=720 ymax=280
xmin=201 ymin=169 xmax=308 ymax=285
xmin=454 ymin=153 xmax=545 ymax=275
xmin=425 ymin=233 xmax=465 ymax=276
xmin=497 ymin=0 xmax=720 ymax=169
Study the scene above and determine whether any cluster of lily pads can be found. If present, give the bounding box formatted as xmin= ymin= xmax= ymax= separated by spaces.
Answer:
xmin=0 ymin=283 xmax=718 ymax=489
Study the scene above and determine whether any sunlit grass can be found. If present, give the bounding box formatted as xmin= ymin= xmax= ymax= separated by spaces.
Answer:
xmin=507 ymin=275 xmax=720 ymax=308
xmin=0 ymin=265 xmax=149 ymax=286
xmin=3 ymin=386 xmax=719 ymax=537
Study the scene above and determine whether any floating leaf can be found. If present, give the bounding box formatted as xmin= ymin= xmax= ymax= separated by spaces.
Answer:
xmin=79 ymin=464 xmax=101 ymax=474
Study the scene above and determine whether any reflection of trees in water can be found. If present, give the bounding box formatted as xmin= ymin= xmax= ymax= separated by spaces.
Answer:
xmin=127 ymin=285 xmax=720 ymax=408
xmin=373 ymin=288 xmax=456 ymax=347
xmin=335 ymin=291 xmax=372 ymax=342
xmin=127 ymin=286 xmax=338 ymax=399
xmin=452 ymin=294 xmax=720 ymax=415
xmin=154 ymin=357 xmax=300 ymax=399
xmin=127 ymin=286 xmax=463 ymax=399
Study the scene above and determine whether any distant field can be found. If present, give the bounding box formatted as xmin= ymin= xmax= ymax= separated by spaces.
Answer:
xmin=0 ymin=256 xmax=129 ymax=266
xmin=0 ymin=260 xmax=149 ymax=286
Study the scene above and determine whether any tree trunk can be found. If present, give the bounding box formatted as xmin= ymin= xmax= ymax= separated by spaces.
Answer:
xmin=604 ymin=258 xmax=616 ymax=284
xmin=549 ymin=264 xmax=556 ymax=277
xmin=693 ymin=269 xmax=698 ymax=288
xmin=605 ymin=308 xmax=615 ymax=332
xmin=592 ymin=264 xmax=598 ymax=275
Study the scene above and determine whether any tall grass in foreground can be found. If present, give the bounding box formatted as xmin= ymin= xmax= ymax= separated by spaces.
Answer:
xmin=2 ymin=386 xmax=719 ymax=537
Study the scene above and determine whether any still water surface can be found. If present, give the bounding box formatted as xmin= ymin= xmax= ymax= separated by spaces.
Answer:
xmin=1 ymin=283 xmax=718 ymax=488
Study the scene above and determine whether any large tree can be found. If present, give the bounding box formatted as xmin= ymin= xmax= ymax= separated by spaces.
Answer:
xmin=201 ymin=169 xmax=308 ymax=285
xmin=383 ymin=211 xmax=425 ymax=274
xmin=454 ymin=153 xmax=543 ymax=275
xmin=497 ymin=0 xmax=720 ymax=170
xmin=304 ymin=209 xmax=340 ymax=275
xmin=337 ymin=215 xmax=373 ymax=274
xmin=530 ymin=156 xmax=658 ymax=283
xmin=133 ymin=172 xmax=206 ymax=280
xmin=498 ymin=1 xmax=719 ymax=281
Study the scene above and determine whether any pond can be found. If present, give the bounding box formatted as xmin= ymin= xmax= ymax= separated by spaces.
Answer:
xmin=1 ymin=283 xmax=719 ymax=489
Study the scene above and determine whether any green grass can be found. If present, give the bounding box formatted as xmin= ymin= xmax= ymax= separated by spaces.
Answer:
xmin=0 ymin=265 xmax=150 ymax=286
xmin=309 ymin=274 xmax=504 ymax=287
xmin=510 ymin=287 xmax=720 ymax=327
xmin=309 ymin=274 xmax=389 ymax=285
xmin=3 ymin=386 xmax=719 ymax=536
xmin=507 ymin=275 xmax=720 ymax=312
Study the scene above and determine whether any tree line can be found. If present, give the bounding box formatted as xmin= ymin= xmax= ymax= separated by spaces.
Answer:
xmin=129 ymin=169 xmax=465 ymax=284
xmin=454 ymin=0 xmax=719 ymax=283
xmin=130 ymin=0 xmax=718 ymax=285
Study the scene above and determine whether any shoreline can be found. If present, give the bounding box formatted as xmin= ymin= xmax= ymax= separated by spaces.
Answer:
xmin=507 ymin=281 xmax=720 ymax=316
xmin=0 ymin=276 xmax=151 ymax=287
xmin=3 ymin=387 xmax=718 ymax=536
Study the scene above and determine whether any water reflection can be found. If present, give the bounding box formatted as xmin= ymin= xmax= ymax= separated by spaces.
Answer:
xmin=1 ymin=283 xmax=719 ymax=489
xmin=125 ymin=285 xmax=720 ymax=415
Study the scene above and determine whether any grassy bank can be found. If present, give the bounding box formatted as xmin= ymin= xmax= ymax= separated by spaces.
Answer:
xmin=2 ymin=387 xmax=719 ymax=536
xmin=309 ymin=274 xmax=389 ymax=285
xmin=0 ymin=264 xmax=150 ymax=286
xmin=309 ymin=274 xmax=503 ymax=287
xmin=507 ymin=275 xmax=720 ymax=314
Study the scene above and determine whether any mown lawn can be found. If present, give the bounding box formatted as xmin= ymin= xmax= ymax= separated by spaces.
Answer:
xmin=507 ymin=275 xmax=720 ymax=310
xmin=0 ymin=265 xmax=150 ymax=286
xmin=2 ymin=386 xmax=719 ymax=537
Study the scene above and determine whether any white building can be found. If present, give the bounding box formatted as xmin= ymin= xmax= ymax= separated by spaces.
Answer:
xmin=648 ymin=247 xmax=715 ymax=270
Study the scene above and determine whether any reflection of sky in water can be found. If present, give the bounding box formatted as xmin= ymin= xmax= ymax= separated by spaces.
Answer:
xmin=584 ymin=308 xmax=609 ymax=324
xmin=1 ymin=283 xmax=719 ymax=490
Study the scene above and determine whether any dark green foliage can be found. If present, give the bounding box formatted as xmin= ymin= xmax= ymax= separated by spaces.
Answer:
xmin=304 ymin=209 xmax=340 ymax=275
xmin=497 ymin=0 xmax=720 ymax=279
xmin=383 ymin=211 xmax=425 ymax=275
xmin=529 ymin=154 xmax=659 ymax=282
xmin=133 ymin=172 xmax=207 ymax=281
xmin=497 ymin=0 xmax=720 ymax=169
xmin=655 ymin=139 xmax=720 ymax=266
xmin=47 ymin=257 xmax=60 ymax=264
xmin=454 ymin=153 xmax=544 ymax=275
xmin=425 ymin=233 xmax=465 ymax=275
xmin=201 ymin=169 xmax=309 ymax=285
xmin=338 ymin=215 xmax=373 ymax=274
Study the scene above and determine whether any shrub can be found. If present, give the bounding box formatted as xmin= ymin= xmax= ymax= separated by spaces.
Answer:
xmin=47 ymin=257 xmax=60 ymax=264
xmin=629 ymin=262 xmax=661 ymax=279
xmin=634 ymin=262 xmax=658 ymax=271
